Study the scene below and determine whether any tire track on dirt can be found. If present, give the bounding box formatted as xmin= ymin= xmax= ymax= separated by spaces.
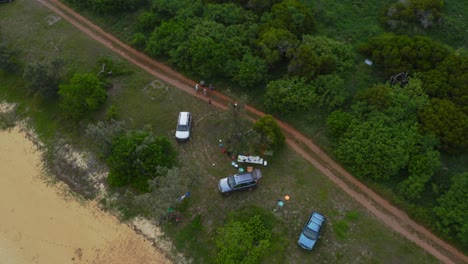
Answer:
xmin=38 ymin=1 xmax=467 ymax=263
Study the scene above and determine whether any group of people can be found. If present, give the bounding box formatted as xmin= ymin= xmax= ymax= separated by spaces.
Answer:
xmin=194 ymin=80 xmax=215 ymax=96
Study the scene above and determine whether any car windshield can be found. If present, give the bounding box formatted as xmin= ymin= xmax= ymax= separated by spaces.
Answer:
xmin=177 ymin=124 xmax=188 ymax=131
xmin=303 ymin=227 xmax=318 ymax=240
xmin=227 ymin=176 xmax=236 ymax=188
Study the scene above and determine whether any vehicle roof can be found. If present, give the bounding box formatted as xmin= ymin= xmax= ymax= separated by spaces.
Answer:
xmin=234 ymin=173 xmax=255 ymax=183
xmin=178 ymin=112 xmax=190 ymax=125
xmin=308 ymin=212 xmax=325 ymax=231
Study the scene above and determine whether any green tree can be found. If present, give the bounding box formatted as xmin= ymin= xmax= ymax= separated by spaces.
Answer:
xmin=134 ymin=167 xmax=194 ymax=218
xmin=287 ymin=35 xmax=355 ymax=79
xmin=145 ymin=19 xmax=192 ymax=57
xmin=0 ymin=41 xmax=21 ymax=74
xmin=216 ymin=215 xmax=271 ymax=264
xmin=381 ymin=0 xmax=444 ymax=30
xmin=255 ymin=27 xmax=298 ymax=66
xmin=398 ymin=148 xmax=441 ymax=201
xmin=355 ymin=84 xmax=393 ymax=111
xmin=85 ymin=119 xmax=126 ymax=157
xmin=23 ymin=59 xmax=64 ymax=98
xmin=418 ymin=98 xmax=468 ymax=152
xmin=107 ymin=131 xmax=177 ymax=192
xmin=135 ymin=11 xmax=160 ymax=34
xmin=58 ymin=73 xmax=107 ymax=120
xmin=229 ymin=53 xmax=268 ymax=88
xmin=326 ymin=109 xmax=353 ymax=138
xmin=335 ymin=113 xmax=419 ymax=180
xmin=434 ymin=172 xmax=468 ymax=247
xmin=263 ymin=77 xmax=317 ymax=113
xmin=359 ymin=33 xmax=450 ymax=76
xmin=253 ymin=114 xmax=285 ymax=153
xmin=420 ymin=53 xmax=468 ymax=113
xmin=264 ymin=0 xmax=315 ymax=37
xmin=204 ymin=3 xmax=257 ymax=25
xmin=312 ymin=74 xmax=348 ymax=109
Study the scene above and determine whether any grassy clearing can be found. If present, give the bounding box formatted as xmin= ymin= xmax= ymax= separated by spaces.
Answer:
xmin=0 ymin=1 xmax=442 ymax=263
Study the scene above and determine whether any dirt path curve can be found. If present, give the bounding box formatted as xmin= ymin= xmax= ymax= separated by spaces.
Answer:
xmin=38 ymin=1 xmax=467 ymax=263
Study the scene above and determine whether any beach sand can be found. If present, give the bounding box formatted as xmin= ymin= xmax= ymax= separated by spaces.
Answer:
xmin=0 ymin=127 xmax=170 ymax=264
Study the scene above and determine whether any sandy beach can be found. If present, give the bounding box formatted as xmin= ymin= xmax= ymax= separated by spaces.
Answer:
xmin=0 ymin=127 xmax=170 ymax=264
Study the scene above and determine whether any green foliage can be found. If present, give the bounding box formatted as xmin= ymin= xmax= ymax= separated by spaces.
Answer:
xmin=263 ymin=0 xmax=315 ymax=37
xmin=228 ymin=53 xmax=268 ymax=88
xmin=381 ymin=0 xmax=444 ymax=30
xmin=287 ymin=35 xmax=355 ymax=79
xmin=420 ymin=53 xmax=468 ymax=113
xmin=333 ymin=220 xmax=349 ymax=240
xmin=23 ymin=58 xmax=64 ymax=98
xmin=263 ymin=77 xmax=317 ymax=113
xmin=204 ymin=3 xmax=257 ymax=25
xmin=335 ymin=79 xmax=430 ymax=180
xmin=145 ymin=19 xmax=192 ymax=57
xmin=359 ymin=33 xmax=450 ymax=76
xmin=434 ymin=172 xmax=468 ymax=247
xmin=253 ymin=114 xmax=285 ymax=153
xmin=312 ymin=74 xmax=348 ymax=109
xmin=326 ymin=109 xmax=353 ymax=138
xmin=418 ymin=98 xmax=468 ymax=152
xmin=255 ymin=27 xmax=299 ymax=66
xmin=398 ymin=148 xmax=441 ymax=201
xmin=135 ymin=11 xmax=160 ymax=34
xmin=131 ymin=33 xmax=147 ymax=49
xmin=133 ymin=167 xmax=193 ymax=217
xmin=335 ymin=114 xmax=419 ymax=180
xmin=0 ymin=41 xmax=21 ymax=74
xmin=58 ymin=73 xmax=107 ymax=120
xmin=216 ymin=215 xmax=271 ymax=264
xmin=107 ymin=131 xmax=177 ymax=192
xmin=104 ymin=105 xmax=119 ymax=121
xmin=86 ymin=119 xmax=127 ymax=157
xmin=355 ymin=84 xmax=392 ymax=111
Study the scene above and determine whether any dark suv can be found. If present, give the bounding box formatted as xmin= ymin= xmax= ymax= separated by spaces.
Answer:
xmin=0 ymin=0 xmax=14 ymax=3
xmin=218 ymin=169 xmax=262 ymax=194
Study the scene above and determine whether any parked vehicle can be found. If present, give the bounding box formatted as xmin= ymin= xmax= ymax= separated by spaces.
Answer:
xmin=175 ymin=111 xmax=192 ymax=141
xmin=0 ymin=0 xmax=14 ymax=3
xmin=298 ymin=211 xmax=326 ymax=250
xmin=218 ymin=169 xmax=262 ymax=194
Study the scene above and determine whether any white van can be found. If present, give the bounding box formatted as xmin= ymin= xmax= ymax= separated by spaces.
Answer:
xmin=175 ymin=112 xmax=192 ymax=141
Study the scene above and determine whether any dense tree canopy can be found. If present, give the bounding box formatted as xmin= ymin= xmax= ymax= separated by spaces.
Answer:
xmin=418 ymin=98 xmax=468 ymax=152
xmin=381 ymin=0 xmax=444 ymax=29
xmin=0 ymin=41 xmax=21 ymax=74
xmin=216 ymin=215 xmax=271 ymax=264
xmin=359 ymin=33 xmax=450 ymax=76
xmin=23 ymin=59 xmax=64 ymax=98
xmin=134 ymin=167 xmax=193 ymax=218
xmin=434 ymin=172 xmax=468 ymax=247
xmin=263 ymin=77 xmax=317 ymax=113
xmin=58 ymin=73 xmax=107 ymax=120
xmin=262 ymin=0 xmax=315 ymax=37
xmin=253 ymin=114 xmax=285 ymax=152
xmin=107 ymin=131 xmax=176 ymax=192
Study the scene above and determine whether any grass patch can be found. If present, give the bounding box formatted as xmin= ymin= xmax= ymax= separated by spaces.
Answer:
xmin=333 ymin=220 xmax=350 ymax=240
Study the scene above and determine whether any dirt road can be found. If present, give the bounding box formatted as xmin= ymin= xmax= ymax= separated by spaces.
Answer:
xmin=37 ymin=0 xmax=468 ymax=263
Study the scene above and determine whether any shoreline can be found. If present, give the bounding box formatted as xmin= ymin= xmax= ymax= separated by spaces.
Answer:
xmin=0 ymin=127 xmax=171 ymax=264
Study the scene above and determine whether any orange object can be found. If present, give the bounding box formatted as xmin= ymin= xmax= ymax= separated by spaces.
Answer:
xmin=247 ymin=166 xmax=253 ymax=172
xmin=285 ymin=195 xmax=290 ymax=201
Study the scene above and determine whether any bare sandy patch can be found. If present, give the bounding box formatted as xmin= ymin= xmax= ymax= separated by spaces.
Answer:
xmin=0 ymin=127 xmax=171 ymax=264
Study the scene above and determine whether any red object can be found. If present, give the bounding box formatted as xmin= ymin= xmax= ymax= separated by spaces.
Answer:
xmin=221 ymin=147 xmax=226 ymax=153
